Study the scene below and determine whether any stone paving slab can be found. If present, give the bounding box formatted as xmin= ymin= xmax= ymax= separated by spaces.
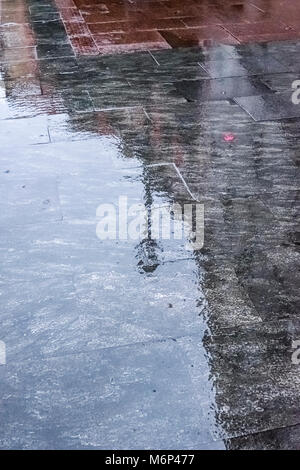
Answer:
xmin=235 ymin=92 xmax=300 ymax=121
xmin=202 ymin=319 xmax=300 ymax=438
xmin=175 ymin=76 xmax=273 ymax=102
xmin=200 ymin=56 xmax=288 ymax=79
xmin=0 ymin=116 xmax=49 ymax=144
xmin=226 ymin=424 xmax=300 ymax=450
xmin=0 ymin=339 xmax=221 ymax=450
xmin=0 ymin=175 xmax=61 ymax=226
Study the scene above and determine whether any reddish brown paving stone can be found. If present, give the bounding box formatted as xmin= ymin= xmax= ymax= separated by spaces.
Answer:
xmin=88 ymin=18 xmax=186 ymax=34
xmin=217 ymin=7 xmax=268 ymax=22
xmin=74 ymin=0 xmax=110 ymax=8
xmin=277 ymin=18 xmax=300 ymax=31
xmin=93 ymin=31 xmax=171 ymax=54
xmin=59 ymin=7 xmax=84 ymax=22
xmin=70 ymin=35 xmax=99 ymax=54
xmin=52 ymin=0 xmax=300 ymax=54
xmin=250 ymin=0 xmax=298 ymax=13
xmin=56 ymin=0 xmax=76 ymax=7
xmin=150 ymin=5 xmax=200 ymax=19
xmin=158 ymin=0 xmax=197 ymax=6
xmin=134 ymin=18 xmax=187 ymax=31
xmin=182 ymin=10 xmax=271 ymax=27
xmin=234 ymin=31 xmax=300 ymax=43
xmin=87 ymin=21 xmax=130 ymax=34
xmin=81 ymin=8 xmax=144 ymax=24
xmin=181 ymin=16 xmax=226 ymax=28
xmin=64 ymin=21 xmax=91 ymax=37
xmin=223 ymin=21 xmax=293 ymax=37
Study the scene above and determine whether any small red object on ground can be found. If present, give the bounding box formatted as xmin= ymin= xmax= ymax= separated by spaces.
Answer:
xmin=223 ymin=133 xmax=235 ymax=142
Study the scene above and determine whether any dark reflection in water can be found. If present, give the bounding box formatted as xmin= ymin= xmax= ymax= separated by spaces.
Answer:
xmin=41 ymin=69 xmax=300 ymax=444
xmin=42 ymin=59 xmax=300 ymax=442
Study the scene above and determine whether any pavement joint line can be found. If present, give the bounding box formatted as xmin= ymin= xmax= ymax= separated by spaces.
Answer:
xmin=173 ymin=163 xmax=200 ymax=201
xmin=250 ymin=3 xmax=265 ymax=13
xmin=145 ymin=162 xmax=199 ymax=203
xmin=148 ymin=50 xmax=160 ymax=66
xmin=142 ymin=107 xmax=152 ymax=121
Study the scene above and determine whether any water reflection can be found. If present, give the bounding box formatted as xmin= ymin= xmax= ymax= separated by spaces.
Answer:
xmin=1 ymin=2 xmax=300 ymax=448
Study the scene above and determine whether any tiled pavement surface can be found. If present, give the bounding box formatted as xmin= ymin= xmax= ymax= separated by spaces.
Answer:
xmin=4 ymin=0 xmax=300 ymax=55
xmin=59 ymin=0 xmax=300 ymax=54
xmin=1 ymin=0 xmax=300 ymax=450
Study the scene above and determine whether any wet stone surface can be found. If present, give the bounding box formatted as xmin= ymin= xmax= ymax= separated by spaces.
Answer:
xmin=0 ymin=0 xmax=300 ymax=450
xmin=175 ymin=77 xmax=273 ymax=102
xmin=200 ymin=56 xmax=288 ymax=79
xmin=235 ymin=92 xmax=300 ymax=121
xmin=52 ymin=0 xmax=300 ymax=54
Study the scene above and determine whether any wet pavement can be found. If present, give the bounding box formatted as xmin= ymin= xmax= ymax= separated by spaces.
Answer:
xmin=0 ymin=0 xmax=300 ymax=450
xmin=58 ymin=0 xmax=300 ymax=53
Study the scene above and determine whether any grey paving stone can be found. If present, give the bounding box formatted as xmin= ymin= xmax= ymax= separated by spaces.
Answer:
xmin=223 ymin=41 xmax=300 ymax=59
xmin=175 ymin=77 xmax=273 ymax=102
xmin=73 ymin=258 xmax=206 ymax=346
xmin=234 ymin=92 xmax=300 ymax=121
xmin=0 ymin=95 xmax=66 ymax=119
xmin=199 ymin=320 xmax=300 ymax=439
xmin=275 ymin=51 xmax=300 ymax=70
xmin=4 ymin=77 xmax=41 ymax=97
xmin=251 ymin=40 xmax=300 ymax=55
xmin=0 ymin=115 xmax=49 ymax=144
xmin=38 ymin=57 xmax=79 ymax=75
xmin=152 ymin=46 xmax=233 ymax=65
xmin=57 ymin=91 xmax=95 ymax=113
xmin=0 ymin=340 xmax=221 ymax=450
xmin=31 ymin=12 xmax=60 ymax=22
xmin=33 ymin=21 xmax=69 ymax=45
xmin=90 ymin=85 xmax=186 ymax=110
xmin=0 ymin=174 xmax=61 ymax=226
xmin=260 ymin=72 xmax=300 ymax=92
xmin=0 ymin=139 xmax=196 ymax=270
xmin=0 ymin=276 xmax=87 ymax=362
xmin=29 ymin=4 xmax=57 ymax=15
xmin=47 ymin=112 xmax=120 ymax=142
xmin=0 ymin=80 xmax=5 ymax=98
xmin=36 ymin=44 xmax=75 ymax=59
xmin=201 ymin=56 xmax=288 ymax=78
xmin=226 ymin=424 xmax=300 ymax=450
